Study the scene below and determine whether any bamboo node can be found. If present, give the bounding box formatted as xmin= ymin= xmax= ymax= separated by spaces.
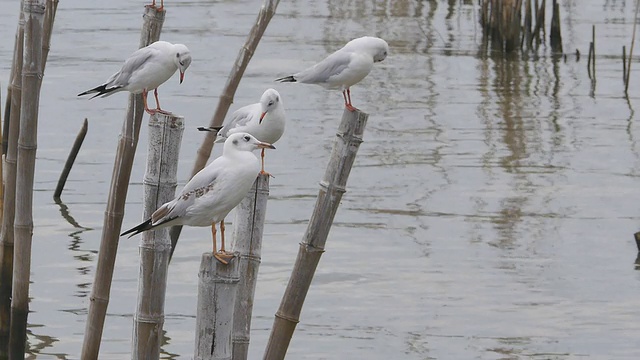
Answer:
xmin=336 ymin=131 xmax=364 ymax=144
xmin=89 ymin=295 xmax=110 ymax=305
xmin=232 ymin=337 xmax=250 ymax=345
xmin=134 ymin=313 xmax=165 ymax=323
xmin=299 ymin=241 xmax=325 ymax=253
xmin=318 ymin=181 xmax=347 ymax=194
xmin=274 ymin=312 xmax=300 ymax=324
xmin=238 ymin=253 xmax=261 ymax=263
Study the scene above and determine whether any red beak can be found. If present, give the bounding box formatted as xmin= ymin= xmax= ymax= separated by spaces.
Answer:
xmin=179 ymin=71 xmax=185 ymax=84
xmin=259 ymin=112 xmax=266 ymax=124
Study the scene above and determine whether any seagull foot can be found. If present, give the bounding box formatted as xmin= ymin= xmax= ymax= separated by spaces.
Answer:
xmin=155 ymin=108 xmax=173 ymax=115
xmin=259 ymin=170 xmax=275 ymax=178
xmin=214 ymin=251 xmax=235 ymax=265
xmin=345 ymin=104 xmax=358 ymax=112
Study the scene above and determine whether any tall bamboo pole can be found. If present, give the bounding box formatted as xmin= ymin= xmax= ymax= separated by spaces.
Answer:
xmin=132 ymin=113 xmax=183 ymax=359
xmin=9 ymin=1 xmax=45 ymax=359
xmin=81 ymin=7 xmax=165 ymax=360
xmin=230 ymin=174 xmax=269 ymax=360
xmin=194 ymin=254 xmax=240 ymax=360
xmin=169 ymin=0 xmax=282 ymax=258
xmin=263 ymin=109 xmax=368 ymax=360
xmin=0 ymin=3 xmax=25 ymax=353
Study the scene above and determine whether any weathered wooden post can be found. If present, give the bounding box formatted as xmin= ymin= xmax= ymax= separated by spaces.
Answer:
xmin=10 ymin=0 xmax=45 ymax=358
xmin=0 ymin=2 xmax=24 ymax=352
xmin=132 ymin=113 xmax=184 ymax=359
xmin=550 ymin=0 xmax=563 ymax=53
xmin=81 ymin=7 xmax=165 ymax=360
xmin=230 ymin=174 xmax=270 ymax=360
xmin=263 ymin=109 xmax=368 ymax=360
xmin=194 ymin=254 xmax=240 ymax=360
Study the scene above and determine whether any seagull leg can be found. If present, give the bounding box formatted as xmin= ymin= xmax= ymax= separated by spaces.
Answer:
xmin=157 ymin=0 xmax=164 ymax=11
xmin=211 ymin=223 xmax=217 ymax=253
xmin=142 ymin=90 xmax=156 ymax=115
xmin=344 ymin=88 xmax=357 ymax=112
xmin=145 ymin=0 xmax=156 ymax=9
xmin=258 ymin=148 xmax=273 ymax=177
xmin=153 ymin=88 xmax=172 ymax=115
xmin=214 ymin=219 xmax=234 ymax=264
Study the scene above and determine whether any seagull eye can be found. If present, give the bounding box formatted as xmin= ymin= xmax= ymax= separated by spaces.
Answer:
xmin=179 ymin=61 xmax=184 ymax=66
xmin=268 ymin=101 xmax=274 ymax=107
xmin=243 ymin=135 xmax=251 ymax=142
xmin=176 ymin=53 xmax=180 ymax=58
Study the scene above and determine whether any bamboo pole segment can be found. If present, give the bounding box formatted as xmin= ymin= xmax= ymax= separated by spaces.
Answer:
xmin=626 ymin=0 xmax=640 ymax=94
xmin=587 ymin=42 xmax=593 ymax=79
xmin=230 ymin=174 xmax=270 ymax=360
xmin=170 ymin=0 xmax=282 ymax=259
xmin=263 ymin=108 xmax=368 ymax=360
xmin=2 ymin=5 xmax=24 ymax=155
xmin=9 ymin=1 xmax=45 ymax=358
xmin=194 ymin=254 xmax=240 ymax=360
xmin=81 ymin=7 xmax=165 ymax=360
xmin=0 ymin=3 xmax=24 ymax=352
xmin=132 ymin=113 xmax=184 ymax=360
xmin=524 ymin=0 xmax=532 ymax=51
xmin=623 ymin=46 xmax=627 ymax=84
xmin=54 ymin=118 xmax=88 ymax=199
xmin=591 ymin=25 xmax=596 ymax=79
xmin=550 ymin=0 xmax=562 ymax=53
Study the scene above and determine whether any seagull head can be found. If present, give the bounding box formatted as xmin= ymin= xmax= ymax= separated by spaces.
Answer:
xmin=224 ymin=133 xmax=276 ymax=154
xmin=345 ymin=36 xmax=389 ymax=63
xmin=173 ymin=44 xmax=192 ymax=84
xmin=259 ymin=88 xmax=282 ymax=124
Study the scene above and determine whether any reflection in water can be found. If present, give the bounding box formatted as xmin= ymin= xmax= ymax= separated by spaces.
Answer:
xmin=25 ymin=326 xmax=64 ymax=360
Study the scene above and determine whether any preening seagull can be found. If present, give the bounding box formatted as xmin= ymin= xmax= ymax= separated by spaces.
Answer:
xmin=275 ymin=36 xmax=388 ymax=111
xmin=78 ymin=40 xmax=191 ymax=115
xmin=121 ymin=132 xmax=275 ymax=264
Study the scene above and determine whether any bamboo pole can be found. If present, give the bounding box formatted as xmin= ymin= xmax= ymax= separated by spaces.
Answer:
xmin=81 ymin=7 xmax=165 ymax=360
xmin=263 ymin=108 xmax=368 ymax=360
xmin=54 ymin=118 xmax=88 ymax=199
xmin=194 ymin=254 xmax=240 ymax=360
xmin=230 ymin=174 xmax=269 ymax=360
xmin=132 ymin=113 xmax=184 ymax=359
xmin=9 ymin=1 xmax=45 ymax=358
xmin=550 ymin=0 xmax=562 ymax=53
xmin=0 ymin=3 xmax=25 ymax=353
xmin=626 ymin=0 xmax=640 ymax=94
xmin=623 ymin=46 xmax=627 ymax=84
xmin=591 ymin=25 xmax=596 ymax=78
xmin=169 ymin=0 xmax=282 ymax=259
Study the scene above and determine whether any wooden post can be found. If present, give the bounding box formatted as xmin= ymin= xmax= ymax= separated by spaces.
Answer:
xmin=170 ymin=0 xmax=282 ymax=259
xmin=0 ymin=1 xmax=24 ymax=352
xmin=194 ymin=254 xmax=240 ymax=360
xmin=263 ymin=109 xmax=368 ymax=360
xmin=9 ymin=1 xmax=45 ymax=358
xmin=132 ymin=113 xmax=184 ymax=359
xmin=550 ymin=0 xmax=562 ymax=53
xmin=230 ymin=174 xmax=270 ymax=360
xmin=54 ymin=118 xmax=88 ymax=199
xmin=80 ymin=7 xmax=165 ymax=360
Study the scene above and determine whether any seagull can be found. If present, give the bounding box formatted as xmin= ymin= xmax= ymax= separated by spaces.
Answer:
xmin=275 ymin=36 xmax=388 ymax=111
xmin=78 ymin=41 xmax=191 ymax=115
xmin=121 ymin=132 xmax=275 ymax=264
xmin=198 ymin=88 xmax=285 ymax=175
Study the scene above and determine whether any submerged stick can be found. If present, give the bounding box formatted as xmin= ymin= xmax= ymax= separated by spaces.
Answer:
xmin=132 ymin=112 xmax=184 ymax=359
xmin=263 ymin=108 xmax=368 ymax=360
xmin=170 ymin=0 xmax=282 ymax=260
xmin=54 ymin=118 xmax=88 ymax=199
xmin=81 ymin=7 xmax=165 ymax=360
xmin=230 ymin=174 xmax=270 ymax=360
xmin=10 ymin=1 xmax=46 ymax=358
xmin=194 ymin=254 xmax=240 ymax=360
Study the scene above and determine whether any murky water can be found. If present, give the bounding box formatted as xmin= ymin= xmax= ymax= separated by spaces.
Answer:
xmin=2 ymin=0 xmax=640 ymax=358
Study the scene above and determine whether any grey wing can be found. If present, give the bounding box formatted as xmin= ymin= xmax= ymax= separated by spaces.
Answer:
xmin=106 ymin=47 xmax=156 ymax=88
xmin=154 ymin=165 xmax=220 ymax=222
xmin=218 ymin=103 xmax=259 ymax=138
xmin=295 ymin=50 xmax=353 ymax=84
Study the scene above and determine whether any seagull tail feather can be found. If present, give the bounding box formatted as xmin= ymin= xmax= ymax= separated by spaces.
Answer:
xmin=78 ymin=84 xmax=121 ymax=99
xmin=275 ymin=75 xmax=296 ymax=83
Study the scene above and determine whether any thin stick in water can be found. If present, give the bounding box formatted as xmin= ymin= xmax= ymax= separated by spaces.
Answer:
xmin=54 ymin=118 xmax=88 ymax=199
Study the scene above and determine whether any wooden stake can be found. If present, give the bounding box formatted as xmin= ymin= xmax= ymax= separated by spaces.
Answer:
xmin=132 ymin=113 xmax=184 ymax=359
xmin=626 ymin=0 xmax=640 ymax=94
xmin=550 ymin=0 xmax=563 ymax=53
xmin=623 ymin=46 xmax=627 ymax=84
xmin=54 ymin=118 xmax=88 ymax=199
xmin=9 ymin=1 xmax=45 ymax=358
xmin=170 ymin=0 xmax=282 ymax=260
xmin=80 ymin=7 xmax=165 ymax=360
xmin=230 ymin=174 xmax=270 ymax=360
xmin=263 ymin=108 xmax=368 ymax=360
xmin=587 ymin=42 xmax=593 ymax=79
xmin=194 ymin=254 xmax=240 ymax=360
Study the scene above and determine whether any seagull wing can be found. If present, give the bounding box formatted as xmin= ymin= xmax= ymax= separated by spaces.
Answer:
xmin=106 ymin=47 xmax=158 ymax=89
xmin=217 ymin=103 xmax=260 ymax=139
xmin=295 ymin=49 xmax=353 ymax=84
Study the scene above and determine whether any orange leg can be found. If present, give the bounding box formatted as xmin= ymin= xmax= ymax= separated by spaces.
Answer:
xmin=153 ymin=88 xmax=172 ymax=115
xmin=344 ymin=88 xmax=356 ymax=112
xmin=142 ymin=90 xmax=156 ymax=115
xmin=214 ymin=219 xmax=234 ymax=264
xmin=211 ymin=223 xmax=217 ymax=253
xmin=146 ymin=0 xmax=164 ymax=11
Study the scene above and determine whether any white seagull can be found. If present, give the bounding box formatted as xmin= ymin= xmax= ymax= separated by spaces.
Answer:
xmin=121 ymin=132 xmax=275 ymax=264
xmin=198 ymin=88 xmax=285 ymax=175
xmin=78 ymin=40 xmax=192 ymax=115
xmin=275 ymin=36 xmax=388 ymax=111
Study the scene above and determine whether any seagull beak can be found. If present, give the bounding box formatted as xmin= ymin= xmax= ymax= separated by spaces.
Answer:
xmin=257 ymin=141 xmax=275 ymax=150
xmin=180 ymin=71 xmax=185 ymax=84
xmin=259 ymin=112 xmax=266 ymax=124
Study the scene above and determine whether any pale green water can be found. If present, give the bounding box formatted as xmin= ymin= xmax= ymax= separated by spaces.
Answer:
xmin=1 ymin=0 xmax=640 ymax=358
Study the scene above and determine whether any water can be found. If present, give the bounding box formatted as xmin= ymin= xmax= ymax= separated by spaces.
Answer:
xmin=1 ymin=0 xmax=640 ymax=358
